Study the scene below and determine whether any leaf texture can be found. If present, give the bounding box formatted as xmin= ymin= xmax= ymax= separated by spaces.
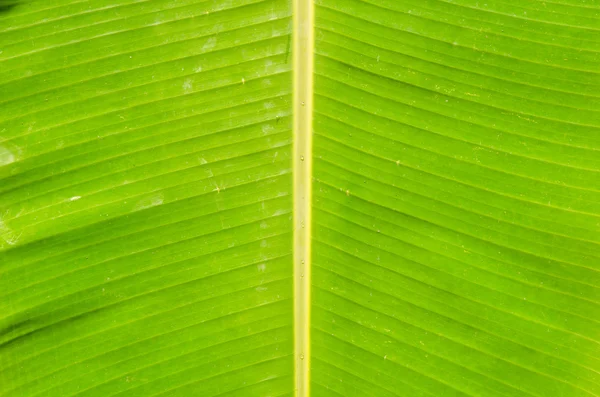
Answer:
xmin=311 ymin=0 xmax=600 ymax=396
xmin=0 ymin=1 xmax=294 ymax=396
xmin=1 ymin=0 xmax=600 ymax=396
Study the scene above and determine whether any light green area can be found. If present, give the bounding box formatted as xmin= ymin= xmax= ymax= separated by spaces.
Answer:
xmin=311 ymin=0 xmax=600 ymax=396
xmin=0 ymin=1 xmax=294 ymax=396
xmin=1 ymin=0 xmax=600 ymax=396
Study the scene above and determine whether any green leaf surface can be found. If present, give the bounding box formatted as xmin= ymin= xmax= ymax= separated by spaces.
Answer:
xmin=311 ymin=0 xmax=600 ymax=396
xmin=1 ymin=0 xmax=599 ymax=396
xmin=0 ymin=1 xmax=294 ymax=396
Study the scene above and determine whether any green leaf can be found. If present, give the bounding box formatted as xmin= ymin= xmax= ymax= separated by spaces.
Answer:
xmin=311 ymin=1 xmax=600 ymax=396
xmin=1 ymin=0 xmax=599 ymax=396
xmin=0 ymin=1 xmax=294 ymax=396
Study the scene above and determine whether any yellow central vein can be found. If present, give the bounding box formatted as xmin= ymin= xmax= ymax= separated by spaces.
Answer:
xmin=293 ymin=0 xmax=314 ymax=395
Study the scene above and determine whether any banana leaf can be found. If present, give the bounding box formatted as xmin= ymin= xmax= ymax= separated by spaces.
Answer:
xmin=1 ymin=1 xmax=598 ymax=396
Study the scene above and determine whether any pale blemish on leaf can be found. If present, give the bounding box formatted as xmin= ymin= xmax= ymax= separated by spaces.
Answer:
xmin=272 ymin=209 xmax=288 ymax=217
xmin=262 ymin=124 xmax=274 ymax=135
xmin=0 ymin=146 xmax=15 ymax=166
xmin=133 ymin=193 xmax=164 ymax=211
xmin=202 ymin=37 xmax=217 ymax=51
xmin=0 ymin=216 xmax=21 ymax=247
xmin=182 ymin=79 xmax=193 ymax=94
